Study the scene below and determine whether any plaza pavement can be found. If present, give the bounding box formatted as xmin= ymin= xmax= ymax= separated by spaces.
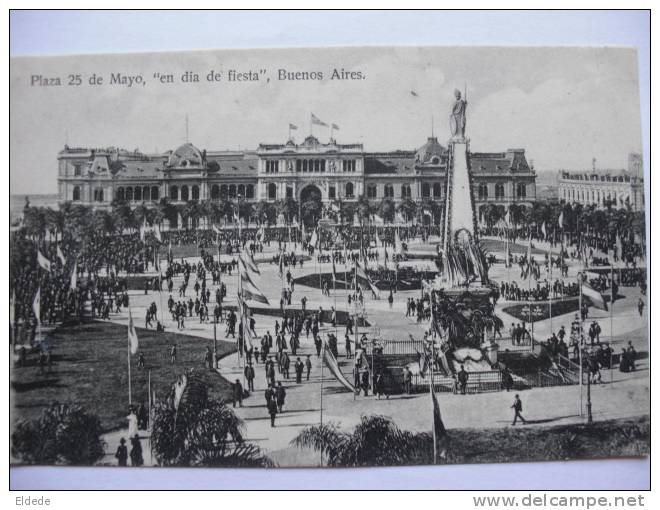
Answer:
xmin=99 ymin=238 xmax=649 ymax=466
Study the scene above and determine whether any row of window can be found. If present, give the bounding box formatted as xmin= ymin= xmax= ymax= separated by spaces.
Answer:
xmin=264 ymin=159 xmax=358 ymax=173
xmin=116 ymin=186 xmax=161 ymax=202
xmin=265 ymin=182 xmax=356 ymax=200
xmin=72 ymin=186 xmax=106 ymax=202
xmin=561 ymin=187 xmax=629 ymax=204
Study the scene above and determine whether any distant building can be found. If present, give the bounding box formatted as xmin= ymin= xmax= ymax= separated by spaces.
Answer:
xmin=57 ymin=135 xmax=536 ymax=227
xmin=557 ymin=154 xmax=645 ymax=211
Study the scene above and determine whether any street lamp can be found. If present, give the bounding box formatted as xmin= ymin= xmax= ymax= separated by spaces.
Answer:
xmin=577 ymin=270 xmax=593 ymax=424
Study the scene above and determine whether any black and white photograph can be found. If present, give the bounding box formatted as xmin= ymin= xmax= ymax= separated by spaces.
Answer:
xmin=9 ymin=34 xmax=649 ymax=478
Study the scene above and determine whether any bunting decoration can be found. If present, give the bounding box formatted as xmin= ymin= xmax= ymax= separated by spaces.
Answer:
xmin=37 ymin=250 xmax=51 ymax=272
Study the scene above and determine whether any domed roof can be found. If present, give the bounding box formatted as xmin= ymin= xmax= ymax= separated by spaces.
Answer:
xmin=167 ymin=143 xmax=205 ymax=168
xmin=415 ymin=137 xmax=446 ymax=165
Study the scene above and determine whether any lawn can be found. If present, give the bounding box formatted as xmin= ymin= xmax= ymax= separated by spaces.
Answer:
xmin=11 ymin=321 xmax=237 ymax=432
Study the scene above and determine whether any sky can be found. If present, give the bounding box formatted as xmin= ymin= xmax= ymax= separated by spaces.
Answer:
xmin=10 ymin=46 xmax=643 ymax=195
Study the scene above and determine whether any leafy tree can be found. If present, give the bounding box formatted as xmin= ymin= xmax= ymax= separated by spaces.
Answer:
xmin=292 ymin=415 xmax=438 ymax=467
xmin=378 ymin=198 xmax=396 ymax=223
xmin=397 ymin=197 xmax=417 ymax=223
xmin=150 ymin=373 xmax=272 ymax=467
xmin=11 ymin=403 xmax=106 ymax=465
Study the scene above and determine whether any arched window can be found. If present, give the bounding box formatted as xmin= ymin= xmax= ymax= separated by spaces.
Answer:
xmin=433 ymin=183 xmax=442 ymax=197
xmin=246 ymin=184 xmax=254 ymax=199
xmin=169 ymin=185 xmax=178 ymax=200
xmin=229 ymin=185 xmax=236 ymax=198
xmin=495 ymin=183 xmax=505 ymax=199
xmin=384 ymin=184 xmax=394 ymax=198
xmin=151 ymin=186 xmax=159 ymax=201
xmin=126 ymin=187 xmax=134 ymax=201
xmin=94 ymin=187 xmax=104 ymax=202
xmin=73 ymin=185 xmax=81 ymax=201
xmin=143 ymin=186 xmax=150 ymax=201
xmin=220 ymin=185 xmax=228 ymax=199
xmin=401 ymin=184 xmax=411 ymax=198
xmin=181 ymin=185 xmax=189 ymax=201
xmin=134 ymin=187 xmax=142 ymax=201
xmin=238 ymin=184 xmax=245 ymax=198
xmin=268 ymin=183 xmax=277 ymax=200
xmin=421 ymin=182 xmax=430 ymax=198
xmin=192 ymin=185 xmax=199 ymax=200
xmin=116 ymin=187 xmax=124 ymax=201
xmin=211 ymin=185 xmax=220 ymax=200
xmin=516 ymin=183 xmax=526 ymax=198
xmin=345 ymin=182 xmax=354 ymax=198
xmin=478 ymin=183 xmax=488 ymax=200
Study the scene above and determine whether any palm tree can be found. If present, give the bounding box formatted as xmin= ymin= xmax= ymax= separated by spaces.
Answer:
xmin=292 ymin=415 xmax=438 ymax=467
xmin=356 ymin=194 xmax=373 ymax=224
xmin=397 ymin=197 xmax=417 ymax=223
xmin=378 ymin=198 xmax=396 ymax=223
xmin=150 ymin=373 xmax=272 ymax=467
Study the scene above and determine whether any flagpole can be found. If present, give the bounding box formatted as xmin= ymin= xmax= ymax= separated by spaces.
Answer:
xmin=319 ymin=341 xmax=324 ymax=467
xmin=430 ymin=319 xmax=437 ymax=464
xmin=578 ymin=273 xmax=583 ymax=417
xmin=127 ymin=330 xmax=132 ymax=406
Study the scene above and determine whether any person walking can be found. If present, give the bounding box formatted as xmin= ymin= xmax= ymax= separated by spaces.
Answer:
xmin=129 ymin=434 xmax=144 ymax=467
xmin=305 ymin=354 xmax=312 ymax=381
xmin=403 ymin=366 xmax=412 ymax=394
xmin=275 ymin=382 xmax=287 ymax=413
xmin=457 ymin=365 xmax=469 ymax=395
xmin=115 ymin=438 xmax=128 ymax=467
xmin=267 ymin=391 xmax=278 ymax=427
xmin=511 ymin=394 xmax=526 ymax=425
xmin=232 ymin=378 xmax=243 ymax=408
xmin=169 ymin=344 xmax=177 ymax=364
xmin=244 ymin=362 xmax=255 ymax=391
xmin=294 ymin=357 xmax=304 ymax=383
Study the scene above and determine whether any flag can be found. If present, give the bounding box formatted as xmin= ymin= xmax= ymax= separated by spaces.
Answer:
xmin=278 ymin=251 xmax=284 ymax=278
xmin=32 ymin=288 xmax=40 ymax=324
xmin=70 ymin=259 xmax=78 ymax=290
xmin=356 ymin=261 xmax=381 ymax=299
xmin=37 ymin=250 xmax=51 ymax=272
xmin=430 ymin=381 xmax=448 ymax=459
xmin=558 ymin=211 xmax=564 ymax=230
xmin=422 ymin=209 xmax=432 ymax=218
xmin=331 ymin=123 xmax=339 ymax=130
xmin=154 ymin=225 xmax=162 ymax=242
xmin=289 ymin=123 xmax=298 ymax=130
xmin=309 ymin=229 xmax=318 ymax=247
xmin=56 ymin=245 xmax=66 ymax=265
xmin=311 ymin=113 xmax=327 ymax=127
xmin=10 ymin=289 xmax=16 ymax=324
xmin=244 ymin=252 xmax=260 ymax=275
xmin=140 ymin=218 xmax=147 ymax=241
xmin=541 ymin=222 xmax=547 ymax=239
xmin=239 ymin=254 xmax=260 ymax=279
xmin=332 ymin=258 xmax=337 ymax=283
xmin=322 ymin=341 xmax=355 ymax=392
xmin=212 ymin=225 xmax=221 ymax=235
xmin=128 ymin=309 xmax=139 ymax=355
xmin=504 ymin=209 xmax=510 ymax=226
xmin=240 ymin=273 xmax=270 ymax=305
xmin=582 ymin=280 xmax=608 ymax=311
xmin=410 ymin=90 xmax=418 ymax=97
xmin=395 ymin=229 xmax=404 ymax=255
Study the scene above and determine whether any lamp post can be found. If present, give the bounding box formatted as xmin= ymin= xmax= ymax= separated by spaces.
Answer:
xmin=577 ymin=270 xmax=593 ymax=423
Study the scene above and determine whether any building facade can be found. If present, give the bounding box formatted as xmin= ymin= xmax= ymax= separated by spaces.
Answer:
xmin=57 ymin=135 xmax=537 ymax=225
xmin=557 ymin=155 xmax=645 ymax=211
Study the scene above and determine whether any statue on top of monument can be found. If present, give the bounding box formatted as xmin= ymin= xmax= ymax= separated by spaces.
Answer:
xmin=449 ymin=88 xmax=467 ymax=141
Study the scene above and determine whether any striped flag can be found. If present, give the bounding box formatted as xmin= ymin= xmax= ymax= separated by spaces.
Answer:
xmin=37 ymin=250 xmax=51 ymax=272
xmin=541 ymin=222 xmax=547 ymax=239
xmin=310 ymin=229 xmax=318 ymax=247
xmin=331 ymin=123 xmax=340 ymax=131
xmin=70 ymin=259 xmax=78 ymax=290
xmin=582 ymin=280 xmax=608 ymax=311
xmin=154 ymin=225 xmax=162 ymax=242
xmin=332 ymin=258 xmax=337 ymax=283
xmin=128 ymin=309 xmax=139 ymax=355
xmin=32 ymin=288 xmax=40 ymax=324
xmin=430 ymin=379 xmax=448 ymax=460
xmin=558 ymin=211 xmax=564 ymax=230
xmin=240 ymin=273 xmax=270 ymax=305
xmin=56 ymin=245 xmax=66 ymax=265
xmin=311 ymin=113 xmax=327 ymax=127
xmin=289 ymin=123 xmax=298 ymax=130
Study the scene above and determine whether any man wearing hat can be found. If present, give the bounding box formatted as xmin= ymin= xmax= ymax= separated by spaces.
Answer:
xmin=115 ymin=438 xmax=128 ymax=466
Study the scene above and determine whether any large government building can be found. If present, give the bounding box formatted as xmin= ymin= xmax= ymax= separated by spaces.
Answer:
xmin=57 ymin=135 xmax=537 ymax=226
xmin=556 ymin=153 xmax=645 ymax=211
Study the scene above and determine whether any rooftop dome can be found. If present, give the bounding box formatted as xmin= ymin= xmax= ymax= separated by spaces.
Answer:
xmin=415 ymin=137 xmax=446 ymax=165
xmin=167 ymin=143 xmax=205 ymax=168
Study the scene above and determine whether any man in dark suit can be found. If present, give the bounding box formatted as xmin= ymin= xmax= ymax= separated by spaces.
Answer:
xmin=511 ymin=394 xmax=526 ymax=425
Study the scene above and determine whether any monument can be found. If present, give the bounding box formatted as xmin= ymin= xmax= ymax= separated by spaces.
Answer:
xmin=434 ymin=87 xmax=500 ymax=353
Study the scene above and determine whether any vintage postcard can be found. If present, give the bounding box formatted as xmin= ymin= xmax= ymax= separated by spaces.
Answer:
xmin=10 ymin=46 xmax=648 ymax=469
